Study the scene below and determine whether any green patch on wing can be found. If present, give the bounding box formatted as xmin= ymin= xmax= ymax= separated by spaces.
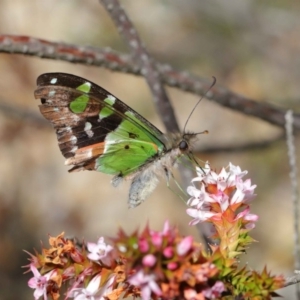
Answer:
xmin=99 ymin=96 xmax=115 ymax=119
xmin=77 ymin=82 xmax=92 ymax=93
xmin=97 ymin=141 xmax=156 ymax=175
xmin=97 ymin=111 xmax=164 ymax=176
xmin=70 ymin=82 xmax=92 ymax=113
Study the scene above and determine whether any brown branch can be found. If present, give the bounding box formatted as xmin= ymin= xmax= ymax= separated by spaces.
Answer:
xmin=285 ymin=111 xmax=300 ymax=298
xmin=0 ymin=35 xmax=136 ymax=72
xmin=1 ymin=34 xmax=299 ymax=130
xmin=284 ymin=273 xmax=300 ymax=287
xmin=100 ymin=0 xmax=179 ymax=132
xmin=97 ymin=0 xmax=214 ymax=249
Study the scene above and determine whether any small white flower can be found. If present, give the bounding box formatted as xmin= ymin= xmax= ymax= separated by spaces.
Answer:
xmin=28 ymin=265 xmax=57 ymax=300
xmin=186 ymin=208 xmax=216 ymax=225
xmin=68 ymin=274 xmax=115 ymax=300
xmin=186 ymin=163 xmax=258 ymax=226
xmin=128 ymin=270 xmax=162 ymax=300
xmin=87 ymin=237 xmax=113 ymax=265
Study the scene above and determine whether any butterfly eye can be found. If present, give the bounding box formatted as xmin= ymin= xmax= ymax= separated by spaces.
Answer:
xmin=179 ymin=140 xmax=188 ymax=151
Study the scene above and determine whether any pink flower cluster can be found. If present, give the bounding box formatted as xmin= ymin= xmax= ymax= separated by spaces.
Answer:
xmin=186 ymin=163 xmax=258 ymax=227
xmin=27 ymin=235 xmax=116 ymax=300
xmin=26 ymin=223 xmax=225 ymax=300
xmin=24 ymin=163 xmax=286 ymax=299
xmin=126 ymin=222 xmax=197 ymax=300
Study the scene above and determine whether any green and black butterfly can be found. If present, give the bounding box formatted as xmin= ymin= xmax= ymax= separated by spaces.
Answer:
xmin=34 ymin=73 xmax=199 ymax=208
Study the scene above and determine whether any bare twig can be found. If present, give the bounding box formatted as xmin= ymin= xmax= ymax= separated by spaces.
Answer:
xmin=284 ymin=273 xmax=300 ymax=287
xmin=100 ymin=0 xmax=179 ymax=132
xmin=0 ymin=35 xmax=137 ymax=72
xmin=285 ymin=110 xmax=300 ymax=299
xmin=1 ymin=35 xmax=299 ymax=129
xmin=98 ymin=0 xmax=215 ymax=248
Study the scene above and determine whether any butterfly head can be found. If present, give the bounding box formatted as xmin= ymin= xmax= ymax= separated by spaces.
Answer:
xmin=174 ymin=130 xmax=207 ymax=161
xmin=166 ymin=132 xmax=199 ymax=156
xmin=178 ymin=133 xmax=195 ymax=153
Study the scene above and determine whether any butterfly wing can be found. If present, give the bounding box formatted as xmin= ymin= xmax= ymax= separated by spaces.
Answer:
xmin=34 ymin=73 xmax=166 ymax=178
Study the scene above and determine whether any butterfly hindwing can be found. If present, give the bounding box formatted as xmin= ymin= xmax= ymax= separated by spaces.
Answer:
xmin=34 ymin=73 xmax=166 ymax=178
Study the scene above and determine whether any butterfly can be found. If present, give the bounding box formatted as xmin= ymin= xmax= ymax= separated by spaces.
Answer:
xmin=34 ymin=73 xmax=199 ymax=208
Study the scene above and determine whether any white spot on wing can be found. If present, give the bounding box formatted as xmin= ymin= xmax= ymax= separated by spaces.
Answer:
xmin=71 ymin=114 xmax=80 ymax=122
xmin=50 ymin=78 xmax=57 ymax=84
xmin=70 ymin=135 xmax=77 ymax=144
xmin=82 ymin=82 xmax=92 ymax=90
xmin=48 ymin=90 xmax=55 ymax=97
xmin=86 ymin=148 xmax=93 ymax=158
xmin=107 ymin=95 xmax=116 ymax=103
xmin=76 ymin=82 xmax=92 ymax=93
xmin=126 ymin=111 xmax=134 ymax=117
xmin=70 ymin=146 xmax=78 ymax=153
xmin=84 ymin=122 xmax=94 ymax=138
xmin=84 ymin=122 xmax=92 ymax=130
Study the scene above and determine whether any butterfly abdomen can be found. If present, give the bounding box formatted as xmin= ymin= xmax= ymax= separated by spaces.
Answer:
xmin=125 ymin=143 xmax=184 ymax=207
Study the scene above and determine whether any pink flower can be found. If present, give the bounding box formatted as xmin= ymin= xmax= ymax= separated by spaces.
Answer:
xmin=65 ymin=267 xmax=93 ymax=299
xmin=150 ymin=232 xmax=163 ymax=247
xmin=186 ymin=163 xmax=258 ymax=226
xmin=161 ymin=220 xmax=171 ymax=235
xmin=237 ymin=207 xmax=259 ymax=229
xmin=176 ymin=236 xmax=193 ymax=256
xmin=142 ymin=254 xmax=156 ymax=267
xmin=28 ymin=265 xmax=57 ymax=300
xmin=183 ymin=288 xmax=203 ymax=300
xmin=203 ymin=281 xmax=226 ymax=299
xmin=167 ymin=262 xmax=178 ymax=270
xmin=195 ymin=263 xmax=218 ymax=282
xmin=128 ymin=270 xmax=162 ymax=300
xmin=210 ymin=191 xmax=230 ymax=211
xmin=138 ymin=238 xmax=149 ymax=252
xmin=186 ymin=208 xmax=216 ymax=225
xmin=238 ymin=178 xmax=256 ymax=202
xmin=87 ymin=237 xmax=113 ymax=265
xmin=187 ymin=185 xmax=212 ymax=209
xmin=63 ymin=266 xmax=76 ymax=280
xmin=149 ymin=220 xmax=172 ymax=247
xmin=67 ymin=273 xmax=114 ymax=300
xmin=163 ymin=246 xmax=173 ymax=258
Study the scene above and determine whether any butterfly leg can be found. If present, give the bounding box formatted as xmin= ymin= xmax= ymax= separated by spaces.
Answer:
xmin=128 ymin=170 xmax=159 ymax=208
xmin=165 ymin=169 xmax=187 ymax=203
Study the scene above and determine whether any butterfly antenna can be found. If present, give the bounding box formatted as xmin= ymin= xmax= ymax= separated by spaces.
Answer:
xmin=183 ymin=76 xmax=216 ymax=133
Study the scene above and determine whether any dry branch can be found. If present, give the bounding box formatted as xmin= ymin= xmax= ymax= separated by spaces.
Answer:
xmin=0 ymin=34 xmax=299 ymax=130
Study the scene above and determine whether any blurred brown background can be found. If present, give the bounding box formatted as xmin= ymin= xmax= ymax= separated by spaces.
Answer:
xmin=0 ymin=0 xmax=300 ymax=299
